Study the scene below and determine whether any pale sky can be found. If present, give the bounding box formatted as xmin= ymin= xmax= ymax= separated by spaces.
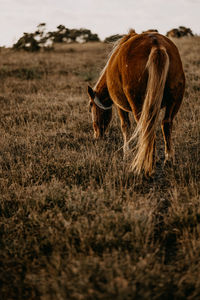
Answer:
xmin=0 ymin=0 xmax=199 ymax=46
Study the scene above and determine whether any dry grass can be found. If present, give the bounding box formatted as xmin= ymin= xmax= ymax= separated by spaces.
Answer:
xmin=0 ymin=38 xmax=199 ymax=300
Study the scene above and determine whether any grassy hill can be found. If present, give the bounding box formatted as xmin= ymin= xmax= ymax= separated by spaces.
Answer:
xmin=0 ymin=37 xmax=200 ymax=299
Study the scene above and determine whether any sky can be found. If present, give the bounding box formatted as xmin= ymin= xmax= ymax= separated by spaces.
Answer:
xmin=0 ymin=0 xmax=199 ymax=47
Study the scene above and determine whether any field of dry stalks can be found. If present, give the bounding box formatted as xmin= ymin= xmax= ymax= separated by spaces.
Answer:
xmin=0 ymin=37 xmax=199 ymax=299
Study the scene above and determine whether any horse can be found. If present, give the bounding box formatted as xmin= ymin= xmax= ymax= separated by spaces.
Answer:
xmin=87 ymin=29 xmax=185 ymax=176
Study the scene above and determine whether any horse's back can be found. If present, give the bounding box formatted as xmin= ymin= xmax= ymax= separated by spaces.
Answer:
xmin=108 ymin=32 xmax=184 ymax=81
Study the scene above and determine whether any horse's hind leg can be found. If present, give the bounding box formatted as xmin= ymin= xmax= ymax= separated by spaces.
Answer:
xmin=161 ymin=100 xmax=182 ymax=165
xmin=162 ymin=118 xmax=174 ymax=164
xmin=117 ymin=107 xmax=131 ymax=157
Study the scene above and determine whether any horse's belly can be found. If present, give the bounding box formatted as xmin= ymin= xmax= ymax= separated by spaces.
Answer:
xmin=109 ymin=88 xmax=132 ymax=112
xmin=107 ymin=75 xmax=132 ymax=111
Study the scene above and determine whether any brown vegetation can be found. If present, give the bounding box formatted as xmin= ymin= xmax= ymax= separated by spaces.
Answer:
xmin=0 ymin=37 xmax=200 ymax=299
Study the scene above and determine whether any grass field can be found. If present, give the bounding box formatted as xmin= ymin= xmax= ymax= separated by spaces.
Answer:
xmin=0 ymin=36 xmax=199 ymax=299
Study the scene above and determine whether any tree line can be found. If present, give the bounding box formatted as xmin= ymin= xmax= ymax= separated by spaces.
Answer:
xmin=13 ymin=24 xmax=195 ymax=52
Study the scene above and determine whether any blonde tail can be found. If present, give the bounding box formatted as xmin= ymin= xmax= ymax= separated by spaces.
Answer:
xmin=131 ymin=46 xmax=169 ymax=176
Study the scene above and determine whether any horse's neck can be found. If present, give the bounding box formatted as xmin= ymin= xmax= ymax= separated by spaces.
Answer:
xmin=97 ymin=82 xmax=109 ymax=101
xmin=95 ymin=69 xmax=110 ymax=102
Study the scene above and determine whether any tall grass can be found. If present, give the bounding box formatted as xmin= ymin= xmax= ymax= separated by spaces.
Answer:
xmin=0 ymin=38 xmax=199 ymax=299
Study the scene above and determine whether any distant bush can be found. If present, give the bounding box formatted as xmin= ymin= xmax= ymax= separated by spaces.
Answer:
xmin=13 ymin=23 xmax=100 ymax=52
xmin=13 ymin=33 xmax=40 ymax=52
xmin=13 ymin=23 xmax=53 ymax=52
xmin=166 ymin=26 xmax=194 ymax=38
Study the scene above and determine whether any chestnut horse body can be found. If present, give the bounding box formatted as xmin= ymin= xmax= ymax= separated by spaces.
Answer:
xmin=88 ymin=30 xmax=185 ymax=176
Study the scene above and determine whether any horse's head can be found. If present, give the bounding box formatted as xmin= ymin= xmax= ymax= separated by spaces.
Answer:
xmin=87 ymin=86 xmax=112 ymax=139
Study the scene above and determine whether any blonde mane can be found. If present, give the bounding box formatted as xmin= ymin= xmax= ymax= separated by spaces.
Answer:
xmin=94 ymin=29 xmax=137 ymax=90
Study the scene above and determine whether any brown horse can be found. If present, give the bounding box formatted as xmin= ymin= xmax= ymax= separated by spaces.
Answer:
xmin=87 ymin=30 xmax=185 ymax=176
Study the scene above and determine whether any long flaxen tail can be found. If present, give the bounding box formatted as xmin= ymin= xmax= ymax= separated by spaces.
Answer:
xmin=130 ymin=46 xmax=169 ymax=176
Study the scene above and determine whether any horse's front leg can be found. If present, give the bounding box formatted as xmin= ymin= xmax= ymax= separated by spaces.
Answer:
xmin=117 ymin=107 xmax=131 ymax=158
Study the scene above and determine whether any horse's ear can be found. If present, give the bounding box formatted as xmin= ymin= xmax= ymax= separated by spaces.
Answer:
xmin=87 ymin=85 xmax=95 ymax=100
